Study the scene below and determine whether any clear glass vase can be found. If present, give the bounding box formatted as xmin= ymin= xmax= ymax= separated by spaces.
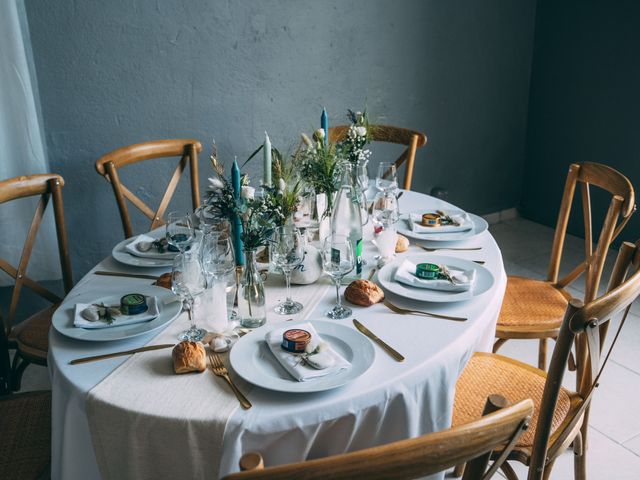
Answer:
xmin=238 ymin=249 xmax=267 ymax=328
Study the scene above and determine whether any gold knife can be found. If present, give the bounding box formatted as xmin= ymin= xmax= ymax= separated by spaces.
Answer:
xmin=69 ymin=343 xmax=175 ymax=365
xmin=94 ymin=271 xmax=159 ymax=280
xmin=353 ymin=319 xmax=405 ymax=362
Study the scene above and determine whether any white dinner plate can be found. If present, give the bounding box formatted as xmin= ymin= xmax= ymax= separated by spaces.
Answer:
xmin=398 ymin=210 xmax=488 ymax=242
xmin=377 ymin=254 xmax=495 ymax=302
xmin=52 ymin=285 xmax=181 ymax=342
xmin=230 ymin=320 xmax=375 ymax=393
xmin=112 ymin=234 xmax=176 ymax=268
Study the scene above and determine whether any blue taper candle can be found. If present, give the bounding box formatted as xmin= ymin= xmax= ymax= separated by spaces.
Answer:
xmin=321 ymin=107 xmax=328 ymax=145
xmin=231 ymin=157 xmax=245 ymax=266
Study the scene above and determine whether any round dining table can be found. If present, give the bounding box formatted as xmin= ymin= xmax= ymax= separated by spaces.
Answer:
xmin=48 ymin=190 xmax=507 ymax=480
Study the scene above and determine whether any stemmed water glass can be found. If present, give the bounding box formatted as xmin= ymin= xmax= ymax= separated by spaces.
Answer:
xmin=201 ymin=232 xmax=235 ymax=284
xmin=272 ymin=226 xmax=305 ymax=314
xmin=321 ymin=234 xmax=355 ymax=319
xmin=172 ymin=253 xmax=207 ymax=341
xmin=376 ymin=162 xmax=398 ymax=192
xmin=166 ymin=211 xmax=195 ymax=253
xmin=372 ymin=191 xmax=400 ymax=262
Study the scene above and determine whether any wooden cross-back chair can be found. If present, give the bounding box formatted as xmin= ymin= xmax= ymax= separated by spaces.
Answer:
xmin=453 ymin=239 xmax=640 ymax=480
xmin=95 ymin=139 xmax=203 ymax=239
xmin=0 ymin=174 xmax=73 ymax=390
xmin=494 ymin=162 xmax=635 ymax=369
xmin=0 ymin=310 xmax=51 ymax=480
xmin=328 ymin=125 xmax=427 ymax=191
xmin=223 ymin=395 xmax=533 ymax=480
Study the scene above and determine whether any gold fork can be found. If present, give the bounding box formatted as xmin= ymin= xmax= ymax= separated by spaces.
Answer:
xmin=384 ymin=300 xmax=467 ymax=322
xmin=208 ymin=352 xmax=252 ymax=409
xmin=419 ymin=246 xmax=482 ymax=252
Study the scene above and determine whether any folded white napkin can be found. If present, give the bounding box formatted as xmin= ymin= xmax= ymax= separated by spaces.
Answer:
xmin=74 ymin=296 xmax=159 ymax=329
xmin=408 ymin=210 xmax=473 ymax=234
xmin=266 ymin=322 xmax=351 ymax=382
xmin=394 ymin=260 xmax=476 ymax=293
xmin=125 ymin=234 xmax=178 ymax=260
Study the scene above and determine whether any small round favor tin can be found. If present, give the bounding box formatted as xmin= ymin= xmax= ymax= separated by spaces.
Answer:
xmin=281 ymin=329 xmax=311 ymax=353
xmin=120 ymin=293 xmax=148 ymax=315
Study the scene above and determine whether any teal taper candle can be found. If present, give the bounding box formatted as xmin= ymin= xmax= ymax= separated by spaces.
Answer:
xmin=231 ymin=157 xmax=245 ymax=266
xmin=321 ymin=108 xmax=328 ymax=145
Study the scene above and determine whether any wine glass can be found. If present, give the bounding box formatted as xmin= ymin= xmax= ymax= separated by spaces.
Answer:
xmin=372 ymin=191 xmax=400 ymax=228
xmin=172 ymin=253 xmax=207 ymax=341
xmin=166 ymin=211 xmax=195 ymax=253
xmin=321 ymin=234 xmax=355 ymax=319
xmin=272 ymin=226 xmax=305 ymax=314
xmin=376 ymin=162 xmax=398 ymax=192
xmin=200 ymin=232 xmax=235 ymax=285
xmin=372 ymin=191 xmax=400 ymax=261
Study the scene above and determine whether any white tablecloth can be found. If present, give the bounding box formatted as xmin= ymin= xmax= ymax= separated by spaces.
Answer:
xmin=48 ymin=191 xmax=507 ymax=479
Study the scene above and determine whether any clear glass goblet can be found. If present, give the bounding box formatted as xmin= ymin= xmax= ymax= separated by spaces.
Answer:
xmin=272 ymin=226 xmax=305 ymax=314
xmin=376 ymin=162 xmax=398 ymax=193
xmin=166 ymin=211 xmax=195 ymax=254
xmin=171 ymin=253 xmax=207 ymax=341
xmin=321 ymin=234 xmax=355 ymax=319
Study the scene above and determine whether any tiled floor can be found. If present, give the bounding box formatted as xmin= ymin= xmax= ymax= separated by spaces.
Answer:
xmin=16 ymin=217 xmax=640 ymax=478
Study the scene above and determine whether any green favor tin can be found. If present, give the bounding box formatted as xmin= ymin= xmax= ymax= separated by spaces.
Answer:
xmin=416 ymin=263 xmax=440 ymax=280
xmin=120 ymin=293 xmax=148 ymax=315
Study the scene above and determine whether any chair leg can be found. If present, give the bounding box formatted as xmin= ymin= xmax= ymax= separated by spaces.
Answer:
xmin=542 ymin=458 xmax=556 ymax=480
xmin=574 ymin=426 xmax=587 ymax=480
xmin=11 ymin=353 xmax=29 ymax=391
xmin=493 ymin=338 xmax=508 ymax=353
xmin=452 ymin=463 xmax=465 ymax=477
xmin=538 ymin=339 xmax=547 ymax=370
xmin=500 ymin=461 xmax=519 ymax=480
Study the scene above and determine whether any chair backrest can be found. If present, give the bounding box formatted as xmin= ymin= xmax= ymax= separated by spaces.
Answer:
xmin=223 ymin=396 xmax=533 ymax=480
xmin=328 ymin=125 xmax=427 ymax=191
xmin=95 ymin=139 xmax=203 ymax=239
xmin=547 ymin=162 xmax=635 ymax=303
xmin=0 ymin=174 xmax=73 ymax=338
xmin=528 ymin=239 xmax=640 ymax=480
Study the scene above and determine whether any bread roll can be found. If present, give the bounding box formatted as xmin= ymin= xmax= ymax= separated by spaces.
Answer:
xmin=396 ymin=234 xmax=409 ymax=253
xmin=345 ymin=279 xmax=384 ymax=306
xmin=154 ymin=272 xmax=172 ymax=290
xmin=172 ymin=341 xmax=206 ymax=374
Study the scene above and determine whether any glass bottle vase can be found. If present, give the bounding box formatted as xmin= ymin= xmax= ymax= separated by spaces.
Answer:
xmin=238 ymin=249 xmax=267 ymax=328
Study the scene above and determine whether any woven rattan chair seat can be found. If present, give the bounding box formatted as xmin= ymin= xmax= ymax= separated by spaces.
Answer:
xmin=453 ymin=353 xmax=576 ymax=448
xmin=497 ymin=276 xmax=571 ymax=329
xmin=0 ymin=390 xmax=51 ymax=479
xmin=11 ymin=305 xmax=57 ymax=361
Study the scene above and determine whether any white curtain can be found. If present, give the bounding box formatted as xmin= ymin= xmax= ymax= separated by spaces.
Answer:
xmin=0 ymin=1 xmax=59 ymax=285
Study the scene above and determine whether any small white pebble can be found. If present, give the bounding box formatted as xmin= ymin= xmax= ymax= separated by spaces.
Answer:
xmin=211 ymin=337 xmax=229 ymax=352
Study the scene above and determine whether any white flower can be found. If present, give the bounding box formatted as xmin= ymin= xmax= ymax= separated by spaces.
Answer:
xmin=241 ymin=186 xmax=255 ymax=200
xmin=242 ymin=209 xmax=251 ymax=222
xmin=355 ymin=111 xmax=363 ymax=121
xmin=356 ymin=126 xmax=367 ymax=137
xmin=278 ymin=178 xmax=286 ymax=192
xmin=314 ymin=128 xmax=325 ymax=140
xmin=208 ymin=177 xmax=224 ymax=191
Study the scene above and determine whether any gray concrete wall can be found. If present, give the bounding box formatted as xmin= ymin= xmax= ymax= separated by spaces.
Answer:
xmin=522 ymin=0 xmax=640 ymax=244
xmin=24 ymin=0 xmax=537 ymax=278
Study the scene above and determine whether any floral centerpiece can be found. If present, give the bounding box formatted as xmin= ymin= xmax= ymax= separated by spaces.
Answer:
xmin=205 ymin=151 xmax=282 ymax=250
xmin=299 ymin=129 xmax=342 ymax=214
xmin=339 ymin=109 xmax=372 ymax=167
xmin=205 ymin=148 xmax=285 ymax=327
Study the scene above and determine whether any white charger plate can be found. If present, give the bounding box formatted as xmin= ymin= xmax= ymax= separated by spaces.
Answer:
xmin=398 ymin=211 xmax=488 ymax=242
xmin=230 ymin=320 xmax=375 ymax=393
xmin=52 ymin=285 xmax=181 ymax=341
xmin=112 ymin=234 xmax=177 ymax=268
xmin=377 ymin=254 xmax=494 ymax=302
